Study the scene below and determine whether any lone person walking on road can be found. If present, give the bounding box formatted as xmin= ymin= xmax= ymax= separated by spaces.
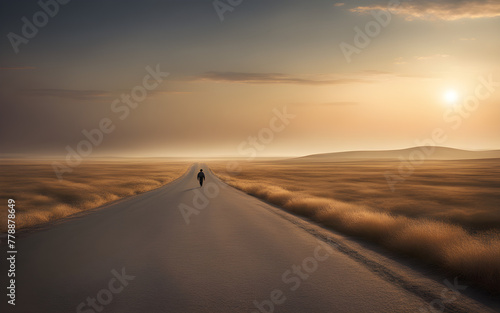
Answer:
xmin=197 ymin=169 xmax=205 ymax=187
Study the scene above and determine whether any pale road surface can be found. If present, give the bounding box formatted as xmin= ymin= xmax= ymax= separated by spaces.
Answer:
xmin=0 ymin=164 xmax=496 ymax=313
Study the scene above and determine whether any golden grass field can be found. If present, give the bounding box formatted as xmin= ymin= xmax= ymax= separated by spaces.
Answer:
xmin=1 ymin=158 xmax=499 ymax=293
xmin=0 ymin=159 xmax=188 ymax=233
xmin=210 ymin=159 xmax=500 ymax=294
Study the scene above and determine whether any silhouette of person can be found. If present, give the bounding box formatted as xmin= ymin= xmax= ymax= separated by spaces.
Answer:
xmin=197 ymin=169 xmax=205 ymax=187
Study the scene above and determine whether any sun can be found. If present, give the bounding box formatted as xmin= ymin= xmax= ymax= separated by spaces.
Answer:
xmin=443 ymin=89 xmax=459 ymax=104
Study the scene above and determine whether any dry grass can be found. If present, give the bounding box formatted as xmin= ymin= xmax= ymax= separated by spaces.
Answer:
xmin=0 ymin=159 xmax=188 ymax=232
xmin=210 ymin=159 xmax=500 ymax=293
xmin=212 ymin=159 xmax=500 ymax=230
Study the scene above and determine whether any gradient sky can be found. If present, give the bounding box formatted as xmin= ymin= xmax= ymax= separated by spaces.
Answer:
xmin=1 ymin=0 xmax=499 ymax=157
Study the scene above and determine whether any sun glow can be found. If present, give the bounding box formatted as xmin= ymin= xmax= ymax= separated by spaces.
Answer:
xmin=443 ymin=89 xmax=459 ymax=104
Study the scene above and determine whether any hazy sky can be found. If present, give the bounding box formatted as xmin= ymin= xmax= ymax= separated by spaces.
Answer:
xmin=1 ymin=0 xmax=499 ymax=157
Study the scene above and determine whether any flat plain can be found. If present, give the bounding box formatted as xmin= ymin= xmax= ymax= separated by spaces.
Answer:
xmin=210 ymin=159 xmax=500 ymax=293
xmin=0 ymin=159 xmax=188 ymax=232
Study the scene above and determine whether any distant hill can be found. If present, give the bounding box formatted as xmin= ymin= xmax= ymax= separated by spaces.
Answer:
xmin=294 ymin=147 xmax=500 ymax=162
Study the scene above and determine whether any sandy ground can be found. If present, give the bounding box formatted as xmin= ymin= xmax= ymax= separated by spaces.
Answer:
xmin=0 ymin=164 xmax=497 ymax=313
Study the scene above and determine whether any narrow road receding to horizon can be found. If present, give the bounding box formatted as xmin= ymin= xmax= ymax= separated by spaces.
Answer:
xmin=0 ymin=164 xmax=493 ymax=313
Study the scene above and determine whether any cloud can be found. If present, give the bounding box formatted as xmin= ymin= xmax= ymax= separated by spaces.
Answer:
xmin=415 ymin=54 xmax=451 ymax=60
xmin=21 ymin=88 xmax=189 ymax=101
xmin=322 ymin=101 xmax=358 ymax=106
xmin=350 ymin=0 xmax=500 ymax=21
xmin=149 ymin=90 xmax=191 ymax=96
xmin=22 ymin=89 xmax=112 ymax=101
xmin=334 ymin=3 xmax=345 ymax=7
xmin=195 ymin=72 xmax=366 ymax=85
xmin=360 ymin=70 xmax=393 ymax=76
xmin=394 ymin=57 xmax=407 ymax=65
xmin=0 ymin=66 xmax=36 ymax=70
xmin=392 ymin=54 xmax=450 ymax=65
xmin=290 ymin=101 xmax=359 ymax=107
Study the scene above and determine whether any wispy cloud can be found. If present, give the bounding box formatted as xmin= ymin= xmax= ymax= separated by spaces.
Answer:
xmin=21 ymin=88 xmax=188 ymax=101
xmin=0 ymin=66 xmax=36 ymax=70
xmin=394 ymin=57 xmax=407 ymax=65
xmin=22 ymin=89 xmax=112 ymax=101
xmin=322 ymin=101 xmax=358 ymax=106
xmin=290 ymin=101 xmax=359 ymax=107
xmin=195 ymin=72 xmax=366 ymax=85
xmin=415 ymin=54 xmax=451 ymax=60
xmin=360 ymin=70 xmax=392 ymax=76
xmin=350 ymin=0 xmax=500 ymax=21
xmin=392 ymin=54 xmax=451 ymax=65
xmin=334 ymin=3 xmax=345 ymax=7
xmin=149 ymin=90 xmax=191 ymax=96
